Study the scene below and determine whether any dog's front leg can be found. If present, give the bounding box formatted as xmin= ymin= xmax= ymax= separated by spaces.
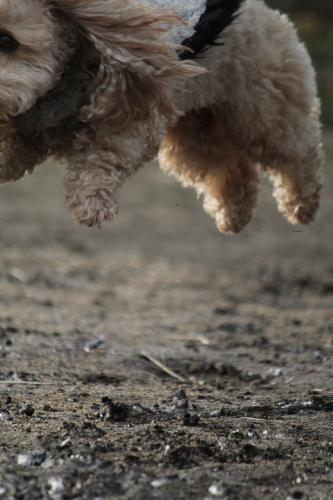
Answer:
xmin=65 ymin=146 xmax=135 ymax=228
xmin=65 ymin=120 xmax=162 ymax=228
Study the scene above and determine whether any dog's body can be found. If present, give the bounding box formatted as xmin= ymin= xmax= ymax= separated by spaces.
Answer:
xmin=0 ymin=0 xmax=323 ymax=232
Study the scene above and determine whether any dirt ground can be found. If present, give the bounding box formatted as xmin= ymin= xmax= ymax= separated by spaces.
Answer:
xmin=0 ymin=134 xmax=332 ymax=500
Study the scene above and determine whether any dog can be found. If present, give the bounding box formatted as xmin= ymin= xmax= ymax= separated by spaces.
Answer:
xmin=0 ymin=0 xmax=323 ymax=233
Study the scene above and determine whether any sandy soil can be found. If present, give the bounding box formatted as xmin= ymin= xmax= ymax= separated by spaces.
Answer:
xmin=0 ymin=135 xmax=332 ymax=500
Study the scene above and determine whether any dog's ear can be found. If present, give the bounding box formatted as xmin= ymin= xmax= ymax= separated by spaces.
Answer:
xmin=52 ymin=0 xmax=203 ymax=131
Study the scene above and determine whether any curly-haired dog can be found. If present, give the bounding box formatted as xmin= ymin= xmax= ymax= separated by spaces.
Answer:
xmin=0 ymin=0 xmax=323 ymax=232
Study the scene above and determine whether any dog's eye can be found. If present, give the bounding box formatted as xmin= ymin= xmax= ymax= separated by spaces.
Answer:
xmin=0 ymin=33 xmax=19 ymax=53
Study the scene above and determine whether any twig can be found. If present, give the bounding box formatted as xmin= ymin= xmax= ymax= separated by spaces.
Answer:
xmin=229 ymin=416 xmax=284 ymax=422
xmin=168 ymin=335 xmax=211 ymax=345
xmin=140 ymin=351 xmax=187 ymax=383
xmin=211 ymin=413 xmax=286 ymax=422
xmin=0 ymin=380 xmax=62 ymax=386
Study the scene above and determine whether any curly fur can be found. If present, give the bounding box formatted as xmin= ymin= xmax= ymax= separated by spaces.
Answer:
xmin=0 ymin=0 xmax=323 ymax=233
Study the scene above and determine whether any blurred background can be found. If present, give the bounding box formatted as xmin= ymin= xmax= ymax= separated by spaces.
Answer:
xmin=268 ymin=0 xmax=333 ymax=127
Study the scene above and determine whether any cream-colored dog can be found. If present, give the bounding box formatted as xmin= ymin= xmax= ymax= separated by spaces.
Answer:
xmin=0 ymin=0 xmax=323 ymax=232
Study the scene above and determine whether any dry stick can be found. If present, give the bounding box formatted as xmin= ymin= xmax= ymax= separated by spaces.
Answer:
xmin=228 ymin=416 xmax=285 ymax=422
xmin=140 ymin=351 xmax=187 ymax=383
xmin=168 ymin=334 xmax=211 ymax=345
xmin=0 ymin=381 xmax=62 ymax=385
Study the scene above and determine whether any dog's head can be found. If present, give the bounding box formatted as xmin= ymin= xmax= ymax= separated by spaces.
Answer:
xmin=0 ymin=0 xmax=77 ymax=119
xmin=1 ymin=0 xmax=201 ymax=136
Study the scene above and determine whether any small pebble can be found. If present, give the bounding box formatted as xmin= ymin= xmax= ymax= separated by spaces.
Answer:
xmin=60 ymin=437 xmax=71 ymax=449
xmin=267 ymin=367 xmax=283 ymax=377
xmin=41 ymin=458 xmax=55 ymax=469
xmin=48 ymin=477 xmax=64 ymax=497
xmin=286 ymin=492 xmax=307 ymax=500
xmin=17 ymin=450 xmax=46 ymax=466
xmin=183 ymin=411 xmax=200 ymax=426
xmin=209 ymin=481 xmax=225 ymax=496
xmin=21 ymin=404 xmax=35 ymax=417
xmin=151 ymin=478 xmax=168 ymax=488
xmin=84 ymin=338 xmax=104 ymax=352
xmin=172 ymin=388 xmax=188 ymax=408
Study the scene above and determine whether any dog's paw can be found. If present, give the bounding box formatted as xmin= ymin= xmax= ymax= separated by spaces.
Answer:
xmin=215 ymin=211 xmax=252 ymax=234
xmin=67 ymin=190 xmax=119 ymax=229
xmin=276 ymin=186 xmax=321 ymax=226
xmin=204 ymin=191 xmax=257 ymax=234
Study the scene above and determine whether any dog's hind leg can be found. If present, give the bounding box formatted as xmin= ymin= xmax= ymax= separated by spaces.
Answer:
xmin=230 ymin=79 xmax=323 ymax=226
xmin=213 ymin=0 xmax=323 ymax=226
xmin=159 ymin=108 xmax=259 ymax=234
xmin=256 ymin=106 xmax=323 ymax=226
